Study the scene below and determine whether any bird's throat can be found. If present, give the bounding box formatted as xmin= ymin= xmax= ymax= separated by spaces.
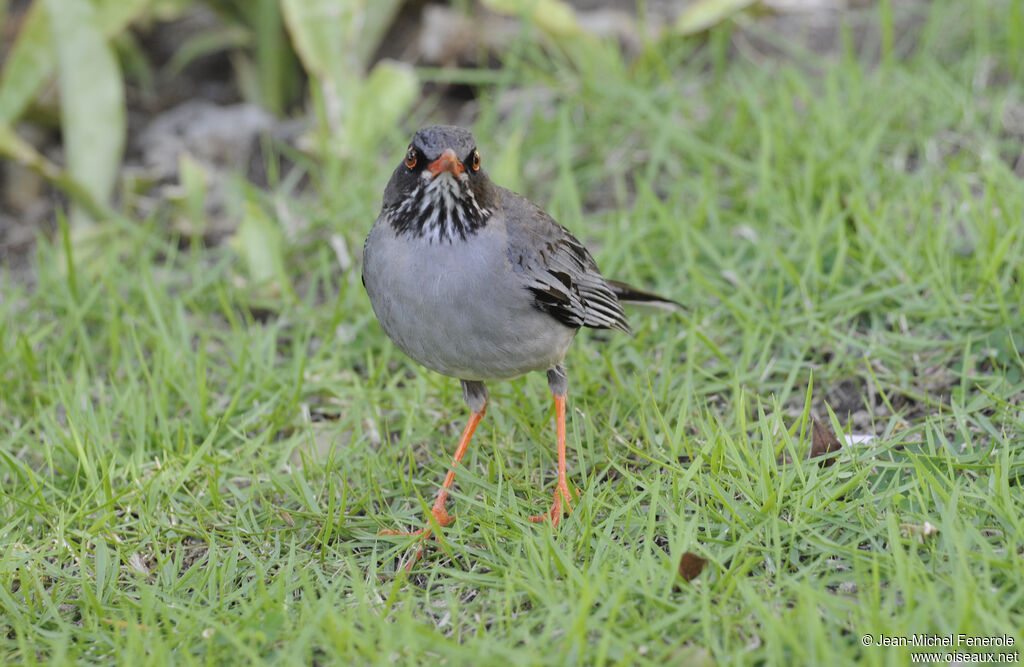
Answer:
xmin=388 ymin=172 xmax=490 ymax=243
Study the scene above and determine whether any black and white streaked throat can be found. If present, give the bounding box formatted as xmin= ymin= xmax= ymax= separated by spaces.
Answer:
xmin=387 ymin=148 xmax=491 ymax=244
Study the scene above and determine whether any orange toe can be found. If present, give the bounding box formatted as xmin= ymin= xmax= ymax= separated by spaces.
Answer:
xmin=528 ymin=484 xmax=574 ymax=526
xmin=379 ymin=507 xmax=453 ymax=536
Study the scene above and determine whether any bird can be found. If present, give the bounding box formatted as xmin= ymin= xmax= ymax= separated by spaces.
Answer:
xmin=362 ymin=125 xmax=679 ymax=546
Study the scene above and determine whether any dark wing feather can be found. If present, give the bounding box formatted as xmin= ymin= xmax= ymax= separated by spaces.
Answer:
xmin=501 ymin=188 xmax=630 ymax=333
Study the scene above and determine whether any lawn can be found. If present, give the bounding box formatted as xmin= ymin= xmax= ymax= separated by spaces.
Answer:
xmin=1 ymin=1 xmax=1023 ymax=664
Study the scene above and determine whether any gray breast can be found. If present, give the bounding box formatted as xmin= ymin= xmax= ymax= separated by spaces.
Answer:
xmin=362 ymin=218 xmax=577 ymax=382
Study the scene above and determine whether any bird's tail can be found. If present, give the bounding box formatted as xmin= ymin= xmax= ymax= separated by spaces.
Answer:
xmin=607 ymin=280 xmax=683 ymax=313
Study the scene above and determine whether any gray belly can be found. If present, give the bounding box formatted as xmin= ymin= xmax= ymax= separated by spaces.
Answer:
xmin=362 ymin=222 xmax=576 ymax=381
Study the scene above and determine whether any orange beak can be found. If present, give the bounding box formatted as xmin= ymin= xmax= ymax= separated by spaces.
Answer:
xmin=427 ymin=148 xmax=465 ymax=179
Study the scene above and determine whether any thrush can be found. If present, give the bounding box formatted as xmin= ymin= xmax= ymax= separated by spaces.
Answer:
xmin=363 ymin=125 xmax=679 ymax=545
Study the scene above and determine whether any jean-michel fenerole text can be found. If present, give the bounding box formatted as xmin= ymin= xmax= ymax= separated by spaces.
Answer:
xmin=870 ymin=633 xmax=1015 ymax=648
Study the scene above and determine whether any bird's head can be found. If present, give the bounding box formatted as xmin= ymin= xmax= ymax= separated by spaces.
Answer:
xmin=382 ymin=125 xmax=494 ymax=243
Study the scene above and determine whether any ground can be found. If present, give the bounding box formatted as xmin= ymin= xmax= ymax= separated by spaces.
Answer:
xmin=1 ymin=1 xmax=1022 ymax=665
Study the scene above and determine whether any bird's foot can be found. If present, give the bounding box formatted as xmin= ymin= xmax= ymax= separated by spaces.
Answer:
xmin=379 ymin=507 xmax=453 ymax=537
xmin=528 ymin=483 xmax=575 ymax=527
xmin=380 ymin=508 xmax=454 ymax=572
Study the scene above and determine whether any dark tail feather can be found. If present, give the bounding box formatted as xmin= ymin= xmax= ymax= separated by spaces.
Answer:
xmin=607 ymin=279 xmax=683 ymax=313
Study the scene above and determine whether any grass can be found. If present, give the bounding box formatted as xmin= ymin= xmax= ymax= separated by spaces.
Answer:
xmin=2 ymin=1 xmax=1023 ymax=664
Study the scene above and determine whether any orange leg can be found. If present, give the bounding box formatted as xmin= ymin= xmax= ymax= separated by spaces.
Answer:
xmin=529 ymin=395 xmax=574 ymax=527
xmin=380 ymin=404 xmax=486 ymax=541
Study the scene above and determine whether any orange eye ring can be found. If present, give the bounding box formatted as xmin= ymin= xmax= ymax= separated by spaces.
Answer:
xmin=471 ymin=150 xmax=481 ymax=171
xmin=405 ymin=147 xmax=417 ymax=169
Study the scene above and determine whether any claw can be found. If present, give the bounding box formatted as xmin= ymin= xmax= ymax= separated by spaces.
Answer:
xmin=528 ymin=483 xmax=574 ymax=527
xmin=379 ymin=507 xmax=453 ymax=536
xmin=380 ymin=507 xmax=455 ymax=571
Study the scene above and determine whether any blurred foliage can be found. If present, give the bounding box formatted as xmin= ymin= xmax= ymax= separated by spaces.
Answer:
xmin=208 ymin=0 xmax=303 ymax=115
xmin=232 ymin=201 xmax=294 ymax=299
xmin=0 ymin=0 xmax=149 ymax=123
xmin=482 ymin=0 xmax=582 ymax=36
xmin=0 ymin=0 xmax=151 ymax=224
xmin=46 ymin=0 xmax=127 ymax=228
xmin=0 ymin=0 xmax=758 ymax=229
xmin=675 ymin=0 xmax=758 ymax=35
xmin=280 ymin=0 xmax=415 ymax=157
xmin=0 ymin=0 xmax=420 ymax=227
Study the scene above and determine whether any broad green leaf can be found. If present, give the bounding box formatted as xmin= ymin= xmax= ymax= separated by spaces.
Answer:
xmin=482 ymin=0 xmax=582 ymax=37
xmin=674 ymin=0 xmax=758 ymax=35
xmin=350 ymin=1 xmax=404 ymax=68
xmin=281 ymin=0 xmax=357 ymax=136
xmin=0 ymin=0 xmax=151 ymax=124
xmin=280 ymin=0 xmax=343 ymax=80
xmin=344 ymin=61 xmax=418 ymax=156
xmin=0 ymin=2 xmax=51 ymax=122
xmin=282 ymin=0 xmax=417 ymax=158
xmin=46 ymin=0 xmax=127 ymax=226
xmin=281 ymin=0 xmax=402 ymax=77
xmin=232 ymin=202 xmax=292 ymax=296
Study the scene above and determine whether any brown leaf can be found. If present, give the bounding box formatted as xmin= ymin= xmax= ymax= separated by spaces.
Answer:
xmin=678 ymin=551 xmax=707 ymax=582
xmin=809 ymin=417 xmax=843 ymax=467
xmin=778 ymin=416 xmax=844 ymax=466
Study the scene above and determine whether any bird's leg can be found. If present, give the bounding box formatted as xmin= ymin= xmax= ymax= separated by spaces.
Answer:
xmin=530 ymin=366 xmax=574 ymax=527
xmin=381 ymin=381 xmax=488 ymax=540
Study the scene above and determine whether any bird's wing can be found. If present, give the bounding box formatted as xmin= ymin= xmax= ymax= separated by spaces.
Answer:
xmin=501 ymin=189 xmax=630 ymax=333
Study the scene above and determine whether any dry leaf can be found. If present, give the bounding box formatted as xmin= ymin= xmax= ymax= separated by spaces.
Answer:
xmin=779 ymin=416 xmax=843 ymax=466
xmin=809 ymin=417 xmax=843 ymax=467
xmin=678 ymin=551 xmax=707 ymax=582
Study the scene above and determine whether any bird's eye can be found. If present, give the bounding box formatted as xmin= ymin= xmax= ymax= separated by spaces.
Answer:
xmin=471 ymin=150 xmax=481 ymax=171
xmin=404 ymin=147 xmax=417 ymax=169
